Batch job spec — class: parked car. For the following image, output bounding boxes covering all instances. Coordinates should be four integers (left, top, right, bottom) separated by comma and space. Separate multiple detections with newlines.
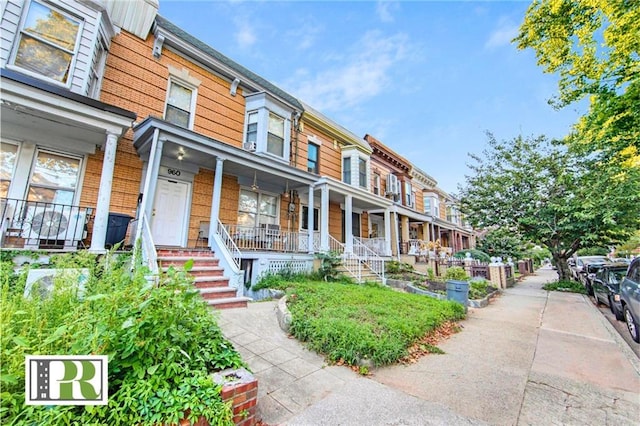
592, 262, 629, 321
580, 261, 610, 295
570, 256, 609, 282
620, 257, 640, 343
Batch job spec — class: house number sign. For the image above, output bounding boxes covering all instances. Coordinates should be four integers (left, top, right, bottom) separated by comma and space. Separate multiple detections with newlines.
167, 168, 181, 176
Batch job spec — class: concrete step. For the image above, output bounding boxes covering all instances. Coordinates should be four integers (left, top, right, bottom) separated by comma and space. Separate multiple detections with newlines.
207, 297, 252, 310
161, 265, 225, 276
193, 276, 230, 288
158, 256, 220, 267
198, 287, 238, 300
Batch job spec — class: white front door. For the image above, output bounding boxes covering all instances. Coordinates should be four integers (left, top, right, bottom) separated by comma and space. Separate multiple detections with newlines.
151, 178, 189, 246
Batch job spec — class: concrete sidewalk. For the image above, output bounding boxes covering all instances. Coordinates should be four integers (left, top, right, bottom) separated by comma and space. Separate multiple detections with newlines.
218, 267, 640, 425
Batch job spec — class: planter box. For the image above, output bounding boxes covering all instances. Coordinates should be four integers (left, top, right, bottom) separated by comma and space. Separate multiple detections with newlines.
212, 368, 258, 426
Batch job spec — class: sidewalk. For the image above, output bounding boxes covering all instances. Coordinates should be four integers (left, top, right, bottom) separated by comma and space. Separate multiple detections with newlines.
218, 267, 640, 425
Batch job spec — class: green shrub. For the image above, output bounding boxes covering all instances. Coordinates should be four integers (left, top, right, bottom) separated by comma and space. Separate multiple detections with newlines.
1, 252, 243, 425
385, 260, 414, 274
469, 279, 490, 299
543, 280, 587, 294
283, 280, 465, 367
444, 266, 469, 282
316, 251, 343, 281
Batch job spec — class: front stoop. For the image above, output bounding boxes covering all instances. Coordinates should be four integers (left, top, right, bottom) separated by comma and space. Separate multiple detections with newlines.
157, 249, 250, 309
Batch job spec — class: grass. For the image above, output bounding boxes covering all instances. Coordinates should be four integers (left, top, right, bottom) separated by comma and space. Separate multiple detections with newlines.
543, 280, 587, 294
268, 279, 466, 367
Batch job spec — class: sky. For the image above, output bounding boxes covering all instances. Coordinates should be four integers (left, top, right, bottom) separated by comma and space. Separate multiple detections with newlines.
158, 0, 586, 194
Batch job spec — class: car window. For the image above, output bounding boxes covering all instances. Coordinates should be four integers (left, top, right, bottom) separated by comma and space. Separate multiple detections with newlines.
609, 270, 626, 284
631, 264, 640, 283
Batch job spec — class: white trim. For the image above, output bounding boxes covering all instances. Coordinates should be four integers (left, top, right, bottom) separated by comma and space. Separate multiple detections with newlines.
27, 148, 85, 206
163, 78, 198, 130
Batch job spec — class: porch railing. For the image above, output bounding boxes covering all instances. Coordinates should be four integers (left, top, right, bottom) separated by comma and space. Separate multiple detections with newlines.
217, 220, 241, 269
132, 213, 158, 277
353, 236, 385, 282
357, 236, 388, 257
222, 224, 312, 254
1, 197, 93, 250
328, 235, 385, 284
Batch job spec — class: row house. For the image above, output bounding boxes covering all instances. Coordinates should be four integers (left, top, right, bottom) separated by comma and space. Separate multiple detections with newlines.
0, 0, 473, 306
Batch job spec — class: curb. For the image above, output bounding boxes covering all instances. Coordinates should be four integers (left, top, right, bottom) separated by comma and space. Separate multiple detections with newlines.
583, 294, 640, 376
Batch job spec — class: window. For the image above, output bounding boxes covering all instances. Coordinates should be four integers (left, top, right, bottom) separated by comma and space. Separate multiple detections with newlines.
405, 182, 412, 206
342, 157, 351, 184
423, 197, 431, 214
373, 173, 380, 195
307, 143, 319, 173
165, 80, 194, 128
1, 143, 18, 198
237, 189, 278, 227
28, 151, 81, 205
267, 113, 284, 156
12, 1, 80, 84
87, 36, 107, 98
301, 206, 319, 231
358, 158, 367, 188
245, 112, 258, 147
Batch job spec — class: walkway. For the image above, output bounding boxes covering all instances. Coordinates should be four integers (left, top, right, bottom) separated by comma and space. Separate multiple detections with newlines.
218, 267, 640, 425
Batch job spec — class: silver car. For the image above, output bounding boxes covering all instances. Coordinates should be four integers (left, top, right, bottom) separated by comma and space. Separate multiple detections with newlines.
620, 257, 640, 343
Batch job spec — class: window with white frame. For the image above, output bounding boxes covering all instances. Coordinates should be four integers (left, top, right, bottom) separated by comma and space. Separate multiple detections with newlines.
245, 112, 258, 148
307, 143, 319, 173
301, 205, 319, 231
358, 158, 367, 188
87, 36, 107, 98
342, 157, 351, 184
28, 150, 81, 205
12, 1, 81, 84
165, 80, 195, 129
1, 143, 19, 198
404, 182, 412, 206
267, 113, 285, 156
373, 173, 380, 195
423, 197, 431, 214
237, 189, 278, 227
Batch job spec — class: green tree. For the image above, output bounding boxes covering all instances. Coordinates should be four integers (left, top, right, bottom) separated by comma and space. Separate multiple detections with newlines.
458, 133, 640, 280
476, 227, 524, 260
515, 0, 640, 167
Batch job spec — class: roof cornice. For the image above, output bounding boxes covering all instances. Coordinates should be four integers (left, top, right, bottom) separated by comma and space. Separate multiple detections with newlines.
302, 108, 371, 153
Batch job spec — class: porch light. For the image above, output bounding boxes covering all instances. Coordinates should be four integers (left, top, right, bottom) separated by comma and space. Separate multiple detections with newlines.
177, 148, 184, 161
251, 171, 259, 191
283, 181, 289, 199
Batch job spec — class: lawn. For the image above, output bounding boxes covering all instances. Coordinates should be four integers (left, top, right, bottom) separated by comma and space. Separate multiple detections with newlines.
264, 279, 466, 367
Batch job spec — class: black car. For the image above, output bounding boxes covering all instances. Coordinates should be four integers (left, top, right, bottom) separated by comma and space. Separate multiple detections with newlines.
591, 262, 629, 321
580, 260, 609, 296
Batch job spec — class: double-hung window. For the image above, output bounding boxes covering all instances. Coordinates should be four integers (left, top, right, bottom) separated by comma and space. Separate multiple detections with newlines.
28, 150, 81, 205
165, 80, 195, 129
301, 206, 319, 231
343, 157, 351, 184
1, 143, 19, 198
238, 189, 278, 227
423, 197, 431, 214
267, 113, 285, 156
12, 1, 81, 84
373, 173, 380, 195
358, 158, 367, 188
308, 143, 319, 173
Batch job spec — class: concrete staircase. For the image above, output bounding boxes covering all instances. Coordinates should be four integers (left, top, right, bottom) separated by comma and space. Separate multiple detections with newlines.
156, 248, 250, 309
339, 256, 385, 284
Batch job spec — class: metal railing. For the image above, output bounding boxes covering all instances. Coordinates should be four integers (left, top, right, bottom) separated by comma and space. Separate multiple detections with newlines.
132, 213, 158, 276
1, 197, 93, 250
217, 220, 241, 269
222, 224, 312, 254
353, 236, 385, 282
357, 236, 388, 256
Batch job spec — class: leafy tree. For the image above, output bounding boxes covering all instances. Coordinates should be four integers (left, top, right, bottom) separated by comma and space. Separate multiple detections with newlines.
476, 228, 524, 260
458, 133, 640, 281
515, 0, 640, 167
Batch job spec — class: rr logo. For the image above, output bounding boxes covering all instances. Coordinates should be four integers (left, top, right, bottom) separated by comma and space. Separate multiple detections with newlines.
25, 355, 108, 405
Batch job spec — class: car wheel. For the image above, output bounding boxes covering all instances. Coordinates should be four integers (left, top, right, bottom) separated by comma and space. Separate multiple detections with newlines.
623, 305, 640, 343
593, 293, 601, 306
611, 299, 624, 321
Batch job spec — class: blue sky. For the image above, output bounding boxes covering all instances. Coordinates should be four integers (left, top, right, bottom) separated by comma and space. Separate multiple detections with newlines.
158, 0, 585, 194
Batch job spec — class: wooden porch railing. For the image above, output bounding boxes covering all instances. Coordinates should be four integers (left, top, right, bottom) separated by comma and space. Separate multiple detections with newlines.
222, 224, 311, 254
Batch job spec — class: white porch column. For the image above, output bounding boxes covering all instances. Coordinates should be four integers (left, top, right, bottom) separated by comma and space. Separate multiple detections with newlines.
90, 131, 119, 253
384, 208, 392, 256
319, 184, 330, 252
209, 156, 225, 242
140, 131, 164, 229
344, 194, 353, 253
307, 184, 315, 254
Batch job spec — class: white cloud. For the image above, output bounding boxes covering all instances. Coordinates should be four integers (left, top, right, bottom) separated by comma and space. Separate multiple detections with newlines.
484, 18, 519, 49
376, 1, 399, 23
286, 19, 323, 51
234, 21, 257, 49
283, 30, 412, 112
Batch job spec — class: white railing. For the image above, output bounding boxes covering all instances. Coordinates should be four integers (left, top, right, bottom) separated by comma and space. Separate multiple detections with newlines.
222, 224, 311, 254
357, 236, 388, 257
328, 234, 345, 254
353, 236, 385, 282
217, 220, 241, 269
133, 213, 158, 276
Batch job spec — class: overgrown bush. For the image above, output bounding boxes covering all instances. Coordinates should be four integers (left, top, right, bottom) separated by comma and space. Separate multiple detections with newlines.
316, 251, 343, 281
543, 280, 587, 294
444, 266, 469, 282
1, 252, 243, 425
385, 260, 414, 274
468, 279, 492, 299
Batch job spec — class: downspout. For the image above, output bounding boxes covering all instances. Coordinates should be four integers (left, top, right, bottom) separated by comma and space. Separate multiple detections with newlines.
292, 111, 303, 168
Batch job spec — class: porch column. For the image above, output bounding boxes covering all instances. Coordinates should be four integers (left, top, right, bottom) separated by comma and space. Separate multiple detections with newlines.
319, 184, 329, 252
209, 157, 225, 242
307, 184, 315, 254
384, 208, 392, 256
344, 194, 353, 253
90, 131, 119, 253
139, 130, 164, 234
401, 216, 410, 242
422, 222, 430, 243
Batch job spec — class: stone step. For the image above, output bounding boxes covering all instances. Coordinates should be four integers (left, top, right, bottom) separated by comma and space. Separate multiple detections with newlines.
157, 256, 220, 266
161, 265, 225, 276
156, 249, 216, 257
193, 276, 230, 288
206, 297, 252, 310
198, 287, 238, 300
